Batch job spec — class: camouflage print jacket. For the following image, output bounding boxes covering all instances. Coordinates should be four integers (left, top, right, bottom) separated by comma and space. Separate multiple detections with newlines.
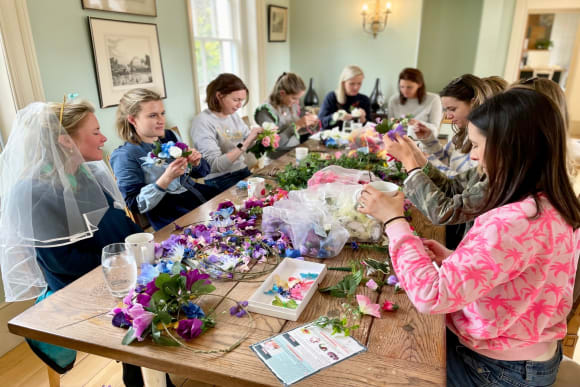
403, 162, 487, 229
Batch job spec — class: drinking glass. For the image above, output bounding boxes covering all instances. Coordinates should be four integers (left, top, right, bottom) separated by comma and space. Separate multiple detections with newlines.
342, 119, 353, 133
102, 243, 137, 297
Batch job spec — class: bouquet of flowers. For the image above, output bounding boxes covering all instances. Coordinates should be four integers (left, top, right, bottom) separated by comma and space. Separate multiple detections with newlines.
149, 140, 192, 166
111, 266, 218, 346
248, 122, 280, 158
331, 109, 349, 124
374, 115, 413, 140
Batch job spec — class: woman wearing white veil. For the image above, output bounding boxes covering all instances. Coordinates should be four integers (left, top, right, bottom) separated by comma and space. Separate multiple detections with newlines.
0, 101, 150, 383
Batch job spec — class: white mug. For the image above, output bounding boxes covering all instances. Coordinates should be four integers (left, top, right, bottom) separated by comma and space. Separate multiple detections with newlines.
125, 233, 155, 267
295, 147, 309, 162
247, 177, 266, 198
353, 181, 400, 209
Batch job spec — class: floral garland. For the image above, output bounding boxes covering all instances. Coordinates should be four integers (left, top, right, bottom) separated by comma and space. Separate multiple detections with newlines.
155, 190, 295, 281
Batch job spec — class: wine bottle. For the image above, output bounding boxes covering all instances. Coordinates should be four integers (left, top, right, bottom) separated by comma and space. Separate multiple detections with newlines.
304, 78, 319, 106
369, 78, 385, 113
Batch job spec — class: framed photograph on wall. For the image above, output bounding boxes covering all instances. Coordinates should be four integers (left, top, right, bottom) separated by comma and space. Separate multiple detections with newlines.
268, 5, 288, 42
81, 0, 157, 17
88, 17, 166, 108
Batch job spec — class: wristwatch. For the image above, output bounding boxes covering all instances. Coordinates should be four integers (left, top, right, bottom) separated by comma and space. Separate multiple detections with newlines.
236, 143, 245, 152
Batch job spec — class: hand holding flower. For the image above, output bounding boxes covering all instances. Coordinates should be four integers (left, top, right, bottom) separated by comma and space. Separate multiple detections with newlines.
410, 119, 431, 139
157, 157, 188, 189
187, 149, 202, 167
357, 184, 405, 224
422, 239, 453, 265
383, 134, 426, 171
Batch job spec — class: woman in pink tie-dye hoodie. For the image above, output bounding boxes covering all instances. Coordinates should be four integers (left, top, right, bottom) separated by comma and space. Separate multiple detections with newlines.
358, 88, 580, 386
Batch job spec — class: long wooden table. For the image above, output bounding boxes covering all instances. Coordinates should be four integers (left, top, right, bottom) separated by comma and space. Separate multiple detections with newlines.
8, 141, 446, 386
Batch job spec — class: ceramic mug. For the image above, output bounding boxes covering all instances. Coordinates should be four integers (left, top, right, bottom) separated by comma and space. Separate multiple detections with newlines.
353, 181, 400, 210
248, 177, 266, 198
125, 233, 155, 267
295, 147, 309, 162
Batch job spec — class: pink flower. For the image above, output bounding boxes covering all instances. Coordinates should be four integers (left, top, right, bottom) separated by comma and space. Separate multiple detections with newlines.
261, 136, 271, 147
366, 279, 378, 291
382, 300, 399, 312
356, 294, 381, 318
127, 304, 155, 341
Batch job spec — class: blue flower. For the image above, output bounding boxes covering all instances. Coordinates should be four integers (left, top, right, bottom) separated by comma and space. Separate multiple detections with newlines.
137, 263, 159, 285
181, 302, 205, 319
157, 260, 174, 274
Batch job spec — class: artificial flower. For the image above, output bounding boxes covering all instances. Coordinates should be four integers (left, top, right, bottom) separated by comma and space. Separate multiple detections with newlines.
387, 275, 398, 286
176, 318, 203, 340
382, 300, 399, 312
356, 294, 381, 318
229, 301, 249, 318
366, 279, 378, 291
112, 311, 131, 328
128, 304, 155, 341
181, 302, 205, 319
136, 293, 151, 308
169, 146, 183, 158
182, 269, 211, 290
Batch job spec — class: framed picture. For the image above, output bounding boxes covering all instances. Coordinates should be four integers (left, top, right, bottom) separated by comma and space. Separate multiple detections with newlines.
268, 5, 288, 42
88, 17, 166, 108
81, 0, 157, 17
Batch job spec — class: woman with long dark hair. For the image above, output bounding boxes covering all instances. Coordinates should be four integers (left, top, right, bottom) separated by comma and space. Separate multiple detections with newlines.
359, 88, 580, 386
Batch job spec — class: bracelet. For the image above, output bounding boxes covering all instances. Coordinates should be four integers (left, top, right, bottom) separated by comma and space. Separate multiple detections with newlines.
383, 216, 407, 229
407, 167, 421, 175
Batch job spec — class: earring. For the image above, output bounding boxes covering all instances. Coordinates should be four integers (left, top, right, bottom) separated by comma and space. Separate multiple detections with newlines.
69, 148, 74, 154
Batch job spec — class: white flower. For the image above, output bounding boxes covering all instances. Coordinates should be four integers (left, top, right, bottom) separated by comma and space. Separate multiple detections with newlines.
351, 108, 363, 118
262, 122, 277, 132
332, 109, 349, 122
169, 146, 182, 158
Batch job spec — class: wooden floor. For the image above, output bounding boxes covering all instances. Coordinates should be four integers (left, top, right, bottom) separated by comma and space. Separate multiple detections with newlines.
0, 342, 212, 387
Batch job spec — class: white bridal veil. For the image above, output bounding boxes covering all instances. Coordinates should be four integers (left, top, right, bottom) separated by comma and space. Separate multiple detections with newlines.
0, 102, 124, 301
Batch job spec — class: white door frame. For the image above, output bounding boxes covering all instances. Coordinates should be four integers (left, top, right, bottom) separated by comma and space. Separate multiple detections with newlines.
504, 0, 580, 82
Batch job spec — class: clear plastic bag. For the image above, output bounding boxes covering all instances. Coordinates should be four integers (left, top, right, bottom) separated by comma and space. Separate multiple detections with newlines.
262, 200, 349, 258
290, 183, 383, 242
308, 165, 377, 187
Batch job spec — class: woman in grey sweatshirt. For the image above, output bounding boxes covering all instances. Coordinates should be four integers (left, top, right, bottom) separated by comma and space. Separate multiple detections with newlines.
191, 73, 262, 193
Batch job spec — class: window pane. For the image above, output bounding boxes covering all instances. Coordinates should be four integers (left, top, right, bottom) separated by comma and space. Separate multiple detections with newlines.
193, 0, 233, 39
204, 40, 222, 83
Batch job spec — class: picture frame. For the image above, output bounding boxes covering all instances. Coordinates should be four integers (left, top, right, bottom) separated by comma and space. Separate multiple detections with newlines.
81, 0, 157, 17
268, 5, 288, 42
88, 17, 166, 108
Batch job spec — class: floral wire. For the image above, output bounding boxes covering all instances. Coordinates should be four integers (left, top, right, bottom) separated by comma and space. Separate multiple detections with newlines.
160, 293, 255, 354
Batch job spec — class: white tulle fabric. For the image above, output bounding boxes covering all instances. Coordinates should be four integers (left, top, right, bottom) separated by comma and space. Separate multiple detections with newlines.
0, 102, 125, 301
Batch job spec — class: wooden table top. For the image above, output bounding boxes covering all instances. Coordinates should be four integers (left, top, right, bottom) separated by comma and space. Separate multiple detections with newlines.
8, 140, 446, 386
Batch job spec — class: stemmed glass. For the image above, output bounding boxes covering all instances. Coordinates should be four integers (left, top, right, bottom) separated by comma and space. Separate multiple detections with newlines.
102, 243, 137, 297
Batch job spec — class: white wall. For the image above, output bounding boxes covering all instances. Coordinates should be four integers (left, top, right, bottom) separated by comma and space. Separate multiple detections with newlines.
550, 12, 580, 87
473, 0, 516, 77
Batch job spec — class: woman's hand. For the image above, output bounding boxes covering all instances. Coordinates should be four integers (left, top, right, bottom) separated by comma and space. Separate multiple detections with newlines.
410, 119, 432, 139
357, 185, 405, 223
246, 126, 264, 144
359, 109, 367, 124
422, 239, 453, 265
186, 149, 202, 167
156, 157, 188, 190
384, 134, 427, 171
342, 113, 353, 122
297, 113, 319, 129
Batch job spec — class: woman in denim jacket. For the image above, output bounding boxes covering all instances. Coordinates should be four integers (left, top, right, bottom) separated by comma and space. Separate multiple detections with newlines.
111, 88, 218, 230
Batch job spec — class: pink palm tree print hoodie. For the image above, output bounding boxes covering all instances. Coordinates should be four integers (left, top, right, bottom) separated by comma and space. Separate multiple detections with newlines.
386, 194, 580, 361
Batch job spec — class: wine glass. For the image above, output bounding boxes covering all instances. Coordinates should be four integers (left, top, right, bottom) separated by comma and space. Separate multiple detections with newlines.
102, 243, 137, 298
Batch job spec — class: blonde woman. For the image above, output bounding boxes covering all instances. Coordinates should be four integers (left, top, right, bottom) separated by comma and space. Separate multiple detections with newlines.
254, 72, 319, 150
110, 88, 217, 231
318, 65, 371, 129
482, 76, 508, 95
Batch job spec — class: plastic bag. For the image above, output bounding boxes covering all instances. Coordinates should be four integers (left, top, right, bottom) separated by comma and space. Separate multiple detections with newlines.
262, 200, 349, 258
308, 165, 377, 187
289, 183, 383, 242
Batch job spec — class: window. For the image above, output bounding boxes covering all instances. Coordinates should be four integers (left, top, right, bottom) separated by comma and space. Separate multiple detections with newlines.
191, 0, 242, 110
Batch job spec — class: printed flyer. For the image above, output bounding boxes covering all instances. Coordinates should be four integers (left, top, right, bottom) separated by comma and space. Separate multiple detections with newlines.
250, 320, 367, 386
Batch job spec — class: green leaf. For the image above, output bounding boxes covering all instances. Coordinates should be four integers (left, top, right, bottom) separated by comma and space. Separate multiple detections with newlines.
153, 335, 181, 346
157, 310, 172, 325
189, 279, 216, 295
121, 327, 137, 345
319, 269, 364, 299
155, 273, 171, 288
151, 289, 169, 307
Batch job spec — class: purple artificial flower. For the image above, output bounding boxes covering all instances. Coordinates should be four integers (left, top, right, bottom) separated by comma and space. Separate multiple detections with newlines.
145, 279, 159, 296
387, 124, 407, 141
136, 293, 151, 308
175, 142, 188, 151
154, 243, 164, 259
127, 304, 155, 341
112, 311, 132, 328
351, 241, 359, 250
122, 288, 135, 308
181, 302, 206, 319
229, 301, 249, 318
182, 269, 211, 290
387, 275, 399, 286
217, 201, 235, 211
176, 318, 203, 340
